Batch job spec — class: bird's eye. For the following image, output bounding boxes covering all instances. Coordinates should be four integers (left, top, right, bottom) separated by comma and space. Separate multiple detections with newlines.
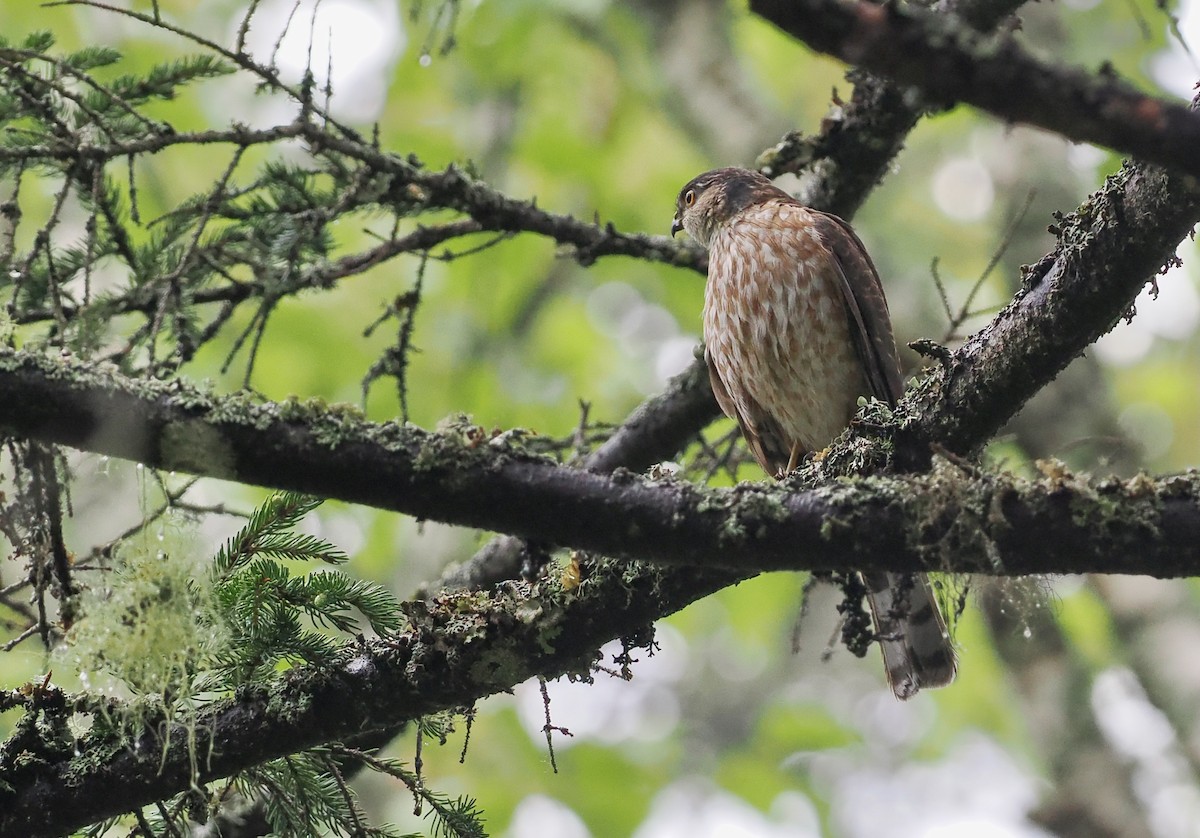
684, 189, 696, 207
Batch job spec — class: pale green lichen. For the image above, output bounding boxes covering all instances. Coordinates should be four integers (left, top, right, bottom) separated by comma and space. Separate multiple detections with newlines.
56, 523, 222, 700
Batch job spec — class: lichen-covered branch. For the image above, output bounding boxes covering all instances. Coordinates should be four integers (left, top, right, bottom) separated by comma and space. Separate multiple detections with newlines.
751, 0, 1200, 179
760, 0, 1027, 215
0, 560, 742, 837
899, 157, 1200, 464
8, 407, 1200, 838
0, 347, 1198, 578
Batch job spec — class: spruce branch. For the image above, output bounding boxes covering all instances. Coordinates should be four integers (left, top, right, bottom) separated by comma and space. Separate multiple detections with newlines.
2, 30, 702, 382
213, 492, 341, 577
328, 748, 486, 838
208, 494, 400, 682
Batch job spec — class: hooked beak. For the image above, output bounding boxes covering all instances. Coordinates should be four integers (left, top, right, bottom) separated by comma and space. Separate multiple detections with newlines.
670, 216, 683, 237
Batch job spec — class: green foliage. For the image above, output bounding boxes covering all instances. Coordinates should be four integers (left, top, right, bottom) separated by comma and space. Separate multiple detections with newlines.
1, 0, 1194, 834
322, 748, 487, 838
60, 491, 401, 697
240, 753, 399, 838
0, 35, 230, 162
52, 491, 420, 835
17, 31, 55, 53
210, 492, 401, 683
183, 745, 492, 838
213, 492, 347, 574
96, 55, 233, 106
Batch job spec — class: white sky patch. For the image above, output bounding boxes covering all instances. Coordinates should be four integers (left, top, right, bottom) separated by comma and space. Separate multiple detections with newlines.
515, 626, 688, 748
633, 780, 820, 838
586, 282, 683, 353
586, 280, 693, 392
1150, 0, 1200, 98
1092, 668, 1200, 837
1094, 245, 1200, 366
506, 794, 591, 838
932, 158, 995, 222
1094, 668, 1177, 761
655, 335, 700, 385
826, 733, 1049, 838
1066, 143, 1108, 173
238, 0, 403, 122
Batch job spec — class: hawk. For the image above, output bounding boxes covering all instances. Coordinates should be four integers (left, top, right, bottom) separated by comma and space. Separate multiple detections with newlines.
671, 167, 956, 699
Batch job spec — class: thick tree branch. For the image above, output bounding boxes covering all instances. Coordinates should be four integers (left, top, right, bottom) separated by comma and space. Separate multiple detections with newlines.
1, 149, 1193, 838
448, 125, 1200, 590
10, 356, 1200, 834
0, 348, 1198, 578
760, 0, 1026, 214
751, 0, 1200, 179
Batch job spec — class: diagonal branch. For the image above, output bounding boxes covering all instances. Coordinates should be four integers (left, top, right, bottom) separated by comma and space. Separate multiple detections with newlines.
0, 559, 740, 838
761, 0, 1027, 213
434, 359, 719, 590
751, 0, 1200, 178
900, 156, 1200, 463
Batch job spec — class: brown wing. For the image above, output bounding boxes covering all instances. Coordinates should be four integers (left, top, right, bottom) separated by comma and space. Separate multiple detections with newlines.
812, 212, 904, 405
810, 215, 958, 697
704, 346, 791, 475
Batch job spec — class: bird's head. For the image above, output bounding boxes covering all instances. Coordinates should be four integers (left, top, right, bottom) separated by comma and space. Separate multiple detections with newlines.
671, 167, 783, 248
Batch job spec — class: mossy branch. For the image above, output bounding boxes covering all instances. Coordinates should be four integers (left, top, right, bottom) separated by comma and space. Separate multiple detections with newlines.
751, 0, 1200, 179
0, 347, 1198, 577
900, 157, 1200, 463
0, 556, 739, 838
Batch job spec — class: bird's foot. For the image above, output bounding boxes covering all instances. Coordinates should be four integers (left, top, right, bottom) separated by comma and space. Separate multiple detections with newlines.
783, 442, 807, 475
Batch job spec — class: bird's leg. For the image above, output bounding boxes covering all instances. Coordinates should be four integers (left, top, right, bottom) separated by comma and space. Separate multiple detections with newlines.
785, 442, 804, 475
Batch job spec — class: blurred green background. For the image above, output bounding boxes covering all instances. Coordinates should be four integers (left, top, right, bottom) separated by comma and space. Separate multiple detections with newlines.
3, 0, 1200, 834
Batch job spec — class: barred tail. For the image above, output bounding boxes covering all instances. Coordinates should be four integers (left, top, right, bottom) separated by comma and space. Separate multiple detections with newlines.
863, 571, 957, 700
